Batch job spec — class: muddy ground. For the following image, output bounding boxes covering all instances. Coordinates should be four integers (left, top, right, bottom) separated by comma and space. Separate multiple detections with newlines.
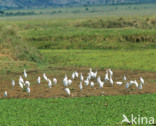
0, 67, 156, 98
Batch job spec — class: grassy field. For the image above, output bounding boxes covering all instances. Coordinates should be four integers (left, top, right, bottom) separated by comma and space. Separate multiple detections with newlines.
41, 49, 156, 71
0, 3, 156, 126
0, 94, 156, 126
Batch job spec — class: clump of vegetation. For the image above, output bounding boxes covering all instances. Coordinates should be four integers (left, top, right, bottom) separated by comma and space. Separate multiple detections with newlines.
0, 25, 42, 63
75, 17, 156, 29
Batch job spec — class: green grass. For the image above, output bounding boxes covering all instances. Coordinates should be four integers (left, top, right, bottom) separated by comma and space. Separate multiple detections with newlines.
0, 94, 156, 126
41, 49, 156, 71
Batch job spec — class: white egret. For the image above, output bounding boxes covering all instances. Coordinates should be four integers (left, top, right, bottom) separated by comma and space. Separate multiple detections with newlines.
26, 87, 31, 95
140, 77, 144, 85
37, 76, 41, 84
134, 80, 139, 88
79, 82, 83, 90
116, 81, 123, 86
80, 73, 84, 81
126, 82, 129, 88
19, 81, 24, 89
4, 91, 7, 97
108, 69, 113, 77
87, 73, 91, 80
90, 81, 94, 87
98, 78, 104, 88
92, 71, 97, 78
63, 78, 68, 87
11, 80, 15, 88
47, 79, 52, 88
72, 72, 75, 80
109, 77, 114, 86
68, 79, 72, 85
84, 79, 89, 86
43, 73, 48, 81
138, 83, 143, 90
19, 76, 24, 83
75, 72, 79, 78
64, 88, 71, 96
104, 71, 109, 82
25, 81, 30, 88
24, 69, 27, 78
53, 78, 57, 85
129, 80, 138, 88
123, 75, 127, 81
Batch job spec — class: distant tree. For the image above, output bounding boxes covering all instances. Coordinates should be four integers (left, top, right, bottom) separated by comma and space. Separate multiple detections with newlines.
85, 7, 89, 11
0, 10, 4, 14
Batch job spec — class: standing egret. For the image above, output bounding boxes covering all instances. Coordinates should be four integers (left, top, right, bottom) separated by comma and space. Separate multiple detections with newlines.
53, 78, 57, 85
134, 80, 139, 88
63, 78, 68, 87
37, 76, 41, 84
26, 87, 31, 96
138, 83, 143, 90
19, 81, 24, 89
126, 82, 129, 88
11, 80, 15, 88
79, 82, 83, 90
108, 69, 113, 77
24, 69, 27, 78
47, 79, 52, 88
72, 72, 75, 80
68, 79, 72, 85
84, 79, 89, 86
19, 76, 24, 84
43, 73, 48, 81
92, 71, 97, 78
80, 73, 84, 81
75, 72, 79, 78
25, 81, 30, 88
140, 77, 144, 85
116, 81, 123, 86
97, 76, 101, 84
64, 88, 71, 96
97, 77, 104, 88
87, 73, 91, 80
4, 91, 7, 97
104, 71, 109, 82
90, 81, 94, 87
123, 75, 127, 81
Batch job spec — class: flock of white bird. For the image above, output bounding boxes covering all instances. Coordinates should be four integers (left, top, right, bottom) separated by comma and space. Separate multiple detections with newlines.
3, 68, 145, 97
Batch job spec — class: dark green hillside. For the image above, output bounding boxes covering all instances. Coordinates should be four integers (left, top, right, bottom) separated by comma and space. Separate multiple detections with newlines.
0, 0, 156, 9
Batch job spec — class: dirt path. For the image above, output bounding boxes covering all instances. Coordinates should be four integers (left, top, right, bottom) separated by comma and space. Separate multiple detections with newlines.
0, 67, 156, 98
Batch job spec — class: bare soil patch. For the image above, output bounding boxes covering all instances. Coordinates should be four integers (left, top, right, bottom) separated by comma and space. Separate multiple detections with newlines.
0, 67, 156, 98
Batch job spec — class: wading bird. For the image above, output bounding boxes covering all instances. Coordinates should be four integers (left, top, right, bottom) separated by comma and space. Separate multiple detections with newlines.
4, 91, 7, 97
43, 73, 48, 81
64, 88, 71, 96
25, 81, 30, 88
24, 69, 27, 78
116, 81, 123, 86
80, 73, 84, 81
53, 78, 57, 85
37, 76, 41, 84
11, 80, 15, 88
84, 79, 89, 86
47, 79, 52, 88
79, 82, 83, 90
26, 87, 30, 95
90, 81, 94, 87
